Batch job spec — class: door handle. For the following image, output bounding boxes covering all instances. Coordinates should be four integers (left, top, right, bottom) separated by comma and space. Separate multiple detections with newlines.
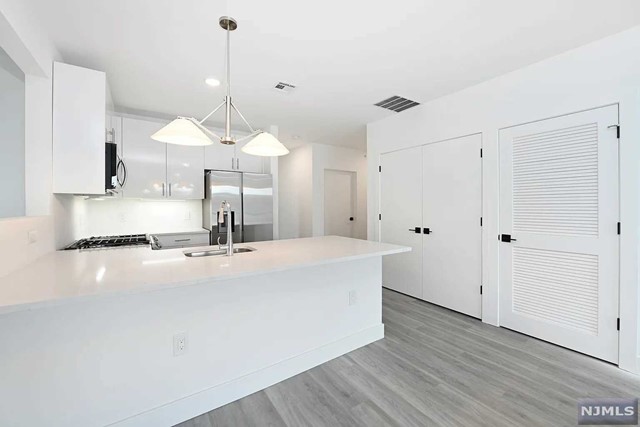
423, 228, 432, 234
409, 227, 421, 234
500, 234, 517, 243
349, 217, 354, 221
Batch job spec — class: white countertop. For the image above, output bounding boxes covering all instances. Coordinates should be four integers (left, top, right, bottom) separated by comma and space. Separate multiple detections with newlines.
0, 236, 409, 315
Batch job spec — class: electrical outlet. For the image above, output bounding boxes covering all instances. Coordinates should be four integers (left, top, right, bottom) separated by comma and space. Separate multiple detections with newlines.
118, 212, 127, 223
173, 332, 188, 356
27, 230, 38, 244
349, 290, 357, 306
184, 211, 191, 221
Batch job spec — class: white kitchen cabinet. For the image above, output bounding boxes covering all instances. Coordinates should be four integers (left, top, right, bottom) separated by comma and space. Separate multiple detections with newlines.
204, 141, 236, 171
203, 126, 266, 173
121, 117, 167, 199
53, 62, 107, 194
122, 117, 205, 200
167, 144, 204, 199
235, 145, 266, 173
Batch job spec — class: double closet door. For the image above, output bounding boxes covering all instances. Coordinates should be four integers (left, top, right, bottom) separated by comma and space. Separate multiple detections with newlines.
380, 134, 482, 318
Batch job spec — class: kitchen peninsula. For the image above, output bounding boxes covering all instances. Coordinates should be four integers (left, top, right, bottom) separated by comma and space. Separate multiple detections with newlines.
0, 236, 408, 427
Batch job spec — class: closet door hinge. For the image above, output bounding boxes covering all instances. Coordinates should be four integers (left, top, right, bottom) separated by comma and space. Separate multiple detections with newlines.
480, 217, 483, 226
480, 148, 483, 158
379, 213, 382, 221
617, 318, 620, 331
617, 222, 621, 235
379, 165, 382, 172
480, 285, 483, 295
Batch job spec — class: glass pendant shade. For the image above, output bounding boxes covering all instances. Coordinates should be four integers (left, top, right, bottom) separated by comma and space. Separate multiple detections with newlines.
151, 118, 214, 146
241, 132, 290, 157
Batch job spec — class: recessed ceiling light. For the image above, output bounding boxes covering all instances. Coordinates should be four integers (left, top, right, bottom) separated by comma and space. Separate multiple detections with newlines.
205, 77, 221, 87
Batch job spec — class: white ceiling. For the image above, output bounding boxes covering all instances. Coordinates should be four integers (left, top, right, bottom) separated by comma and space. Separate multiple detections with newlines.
26, 0, 640, 150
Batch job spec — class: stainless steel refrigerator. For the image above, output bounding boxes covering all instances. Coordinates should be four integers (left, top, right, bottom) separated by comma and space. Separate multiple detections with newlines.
203, 170, 273, 245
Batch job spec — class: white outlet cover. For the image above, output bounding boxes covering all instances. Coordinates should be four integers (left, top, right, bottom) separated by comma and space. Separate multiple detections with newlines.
173, 332, 188, 356
28, 230, 38, 244
349, 290, 357, 306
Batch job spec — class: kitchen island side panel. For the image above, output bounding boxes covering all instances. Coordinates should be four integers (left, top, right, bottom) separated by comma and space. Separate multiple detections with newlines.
0, 256, 383, 427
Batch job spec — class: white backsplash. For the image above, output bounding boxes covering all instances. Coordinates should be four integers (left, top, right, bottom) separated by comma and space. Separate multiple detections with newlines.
73, 197, 205, 238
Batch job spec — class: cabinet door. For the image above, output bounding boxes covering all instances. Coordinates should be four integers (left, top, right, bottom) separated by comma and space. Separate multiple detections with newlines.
52, 62, 106, 194
235, 146, 265, 173
167, 144, 205, 199
122, 117, 167, 199
204, 142, 236, 171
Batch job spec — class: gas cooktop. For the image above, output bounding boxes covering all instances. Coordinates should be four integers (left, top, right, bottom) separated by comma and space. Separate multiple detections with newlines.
64, 234, 150, 250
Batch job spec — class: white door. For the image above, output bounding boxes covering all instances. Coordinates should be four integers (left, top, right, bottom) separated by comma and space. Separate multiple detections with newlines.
324, 169, 356, 238
122, 117, 168, 199
422, 134, 482, 318
499, 105, 619, 363
167, 144, 205, 200
380, 147, 423, 298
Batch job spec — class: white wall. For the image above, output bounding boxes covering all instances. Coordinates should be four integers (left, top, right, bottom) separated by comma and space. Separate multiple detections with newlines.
279, 143, 367, 240
69, 198, 205, 239
278, 144, 313, 239
367, 26, 640, 373
0, 46, 25, 218
0, 1, 62, 276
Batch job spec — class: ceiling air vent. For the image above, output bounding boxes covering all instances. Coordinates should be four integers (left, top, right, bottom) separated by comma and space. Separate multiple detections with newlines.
274, 82, 296, 93
374, 96, 420, 112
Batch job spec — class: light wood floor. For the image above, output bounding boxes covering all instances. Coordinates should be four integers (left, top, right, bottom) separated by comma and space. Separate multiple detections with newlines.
177, 288, 640, 427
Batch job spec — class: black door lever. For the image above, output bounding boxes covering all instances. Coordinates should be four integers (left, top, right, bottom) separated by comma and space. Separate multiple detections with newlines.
500, 234, 517, 243
423, 228, 432, 234
408, 227, 421, 234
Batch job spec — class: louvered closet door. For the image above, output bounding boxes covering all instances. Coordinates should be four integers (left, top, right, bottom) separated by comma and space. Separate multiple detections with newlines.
380, 146, 423, 298
499, 105, 619, 363
422, 134, 482, 318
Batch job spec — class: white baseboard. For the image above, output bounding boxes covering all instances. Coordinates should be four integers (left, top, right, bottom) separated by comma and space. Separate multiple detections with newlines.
109, 324, 384, 427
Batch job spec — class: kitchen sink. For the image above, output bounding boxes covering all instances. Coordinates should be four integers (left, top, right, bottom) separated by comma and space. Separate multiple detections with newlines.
183, 247, 256, 257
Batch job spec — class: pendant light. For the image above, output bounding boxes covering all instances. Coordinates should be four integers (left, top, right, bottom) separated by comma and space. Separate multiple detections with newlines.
151, 16, 289, 157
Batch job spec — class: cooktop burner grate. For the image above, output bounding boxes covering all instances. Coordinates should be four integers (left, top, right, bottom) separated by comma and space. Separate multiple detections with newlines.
65, 234, 150, 250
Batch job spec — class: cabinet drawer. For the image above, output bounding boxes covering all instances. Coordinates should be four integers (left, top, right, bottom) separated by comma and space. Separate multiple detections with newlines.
151, 231, 210, 250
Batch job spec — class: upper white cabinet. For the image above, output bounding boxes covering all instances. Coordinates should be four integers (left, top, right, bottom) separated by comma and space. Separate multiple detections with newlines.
53, 62, 107, 194
167, 144, 205, 199
204, 139, 236, 171
122, 118, 167, 199
121, 117, 204, 200
203, 126, 266, 173
235, 145, 266, 173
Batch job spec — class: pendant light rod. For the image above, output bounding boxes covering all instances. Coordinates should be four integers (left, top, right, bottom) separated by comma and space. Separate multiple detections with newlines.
231, 101, 256, 133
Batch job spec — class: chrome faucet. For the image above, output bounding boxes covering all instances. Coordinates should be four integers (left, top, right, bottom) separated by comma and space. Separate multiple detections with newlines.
217, 200, 234, 256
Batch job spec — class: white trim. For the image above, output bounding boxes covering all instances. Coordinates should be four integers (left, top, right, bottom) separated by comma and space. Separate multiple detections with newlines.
108, 324, 384, 427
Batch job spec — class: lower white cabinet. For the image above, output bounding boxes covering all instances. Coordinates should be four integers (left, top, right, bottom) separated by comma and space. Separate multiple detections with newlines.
151, 230, 210, 249
122, 117, 204, 200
